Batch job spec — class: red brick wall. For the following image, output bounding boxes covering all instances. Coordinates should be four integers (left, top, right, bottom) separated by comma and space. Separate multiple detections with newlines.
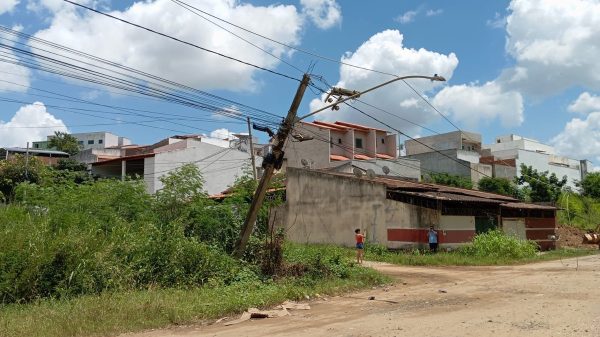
387, 228, 475, 244
525, 217, 557, 250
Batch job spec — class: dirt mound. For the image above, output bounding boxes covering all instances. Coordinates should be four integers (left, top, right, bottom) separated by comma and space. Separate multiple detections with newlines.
556, 224, 598, 249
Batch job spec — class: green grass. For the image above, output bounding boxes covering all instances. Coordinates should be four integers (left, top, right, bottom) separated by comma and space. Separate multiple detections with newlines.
363, 247, 598, 266
0, 267, 387, 337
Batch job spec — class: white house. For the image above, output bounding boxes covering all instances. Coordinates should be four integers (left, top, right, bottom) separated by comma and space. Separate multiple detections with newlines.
91, 138, 258, 195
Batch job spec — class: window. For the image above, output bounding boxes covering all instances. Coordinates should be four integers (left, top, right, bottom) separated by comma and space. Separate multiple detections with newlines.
381, 138, 385, 144
88, 140, 94, 145
33, 144, 39, 149
338, 138, 342, 144
98, 139, 103, 144
78, 141, 84, 145
330, 137, 333, 148
355, 138, 363, 149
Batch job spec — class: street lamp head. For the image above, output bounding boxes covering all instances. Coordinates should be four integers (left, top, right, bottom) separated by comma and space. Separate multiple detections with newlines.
432, 74, 446, 82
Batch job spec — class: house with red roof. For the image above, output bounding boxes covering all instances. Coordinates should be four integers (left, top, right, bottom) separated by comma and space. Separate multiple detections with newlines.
284, 120, 420, 180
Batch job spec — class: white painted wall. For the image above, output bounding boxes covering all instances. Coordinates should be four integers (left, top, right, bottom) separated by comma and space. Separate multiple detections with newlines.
144, 142, 255, 195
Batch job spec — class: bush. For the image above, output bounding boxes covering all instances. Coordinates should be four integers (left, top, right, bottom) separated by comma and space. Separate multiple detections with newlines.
0, 180, 245, 304
283, 244, 354, 279
458, 230, 538, 259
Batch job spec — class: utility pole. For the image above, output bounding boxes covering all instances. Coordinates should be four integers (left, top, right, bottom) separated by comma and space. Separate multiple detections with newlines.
25, 142, 30, 180
246, 116, 257, 180
233, 74, 311, 258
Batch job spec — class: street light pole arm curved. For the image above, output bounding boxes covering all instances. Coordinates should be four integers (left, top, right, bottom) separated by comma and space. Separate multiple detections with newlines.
298, 74, 446, 121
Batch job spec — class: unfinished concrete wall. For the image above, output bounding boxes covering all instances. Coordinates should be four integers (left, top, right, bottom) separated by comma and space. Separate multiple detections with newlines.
277, 168, 387, 247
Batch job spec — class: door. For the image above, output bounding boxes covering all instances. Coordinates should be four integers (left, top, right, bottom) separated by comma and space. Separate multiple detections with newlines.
502, 218, 527, 240
475, 216, 497, 234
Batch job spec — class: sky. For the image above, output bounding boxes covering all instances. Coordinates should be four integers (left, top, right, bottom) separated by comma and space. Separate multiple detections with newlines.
1, 0, 600, 166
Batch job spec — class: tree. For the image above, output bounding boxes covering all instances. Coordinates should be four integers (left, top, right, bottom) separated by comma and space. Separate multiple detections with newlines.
154, 163, 206, 222
0, 155, 47, 201
477, 176, 523, 199
516, 164, 567, 203
424, 172, 473, 189
48, 131, 81, 155
577, 172, 600, 199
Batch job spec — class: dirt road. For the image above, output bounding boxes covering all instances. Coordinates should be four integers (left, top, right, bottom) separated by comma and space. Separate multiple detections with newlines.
127, 255, 600, 337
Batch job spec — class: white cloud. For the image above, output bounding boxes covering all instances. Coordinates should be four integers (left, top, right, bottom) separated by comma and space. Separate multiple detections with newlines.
433, 81, 524, 128
486, 12, 506, 29
0, 102, 68, 147
32, 0, 302, 91
308, 30, 458, 133
0, 25, 31, 93
0, 0, 19, 14
551, 112, 600, 163
210, 128, 235, 140
395, 10, 418, 24
300, 0, 341, 29
426, 9, 443, 17
500, 0, 600, 95
568, 92, 600, 115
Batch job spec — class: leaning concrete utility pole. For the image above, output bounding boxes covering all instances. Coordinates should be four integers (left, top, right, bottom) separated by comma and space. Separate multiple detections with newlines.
233, 74, 311, 258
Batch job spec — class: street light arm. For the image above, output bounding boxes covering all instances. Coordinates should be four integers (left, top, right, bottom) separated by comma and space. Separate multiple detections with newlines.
298, 74, 445, 121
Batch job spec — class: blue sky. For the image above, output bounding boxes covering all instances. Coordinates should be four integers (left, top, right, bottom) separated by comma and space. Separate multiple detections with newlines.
1, 0, 600, 164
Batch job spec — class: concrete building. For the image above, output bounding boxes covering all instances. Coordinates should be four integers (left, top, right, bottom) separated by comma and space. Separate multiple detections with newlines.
283, 120, 420, 180
273, 168, 558, 251
91, 138, 258, 195
482, 134, 590, 188
33, 132, 132, 151
0, 147, 69, 165
404, 131, 492, 184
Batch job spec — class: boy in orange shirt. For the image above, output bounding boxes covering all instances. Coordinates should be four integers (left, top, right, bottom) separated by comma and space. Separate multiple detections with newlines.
355, 228, 365, 264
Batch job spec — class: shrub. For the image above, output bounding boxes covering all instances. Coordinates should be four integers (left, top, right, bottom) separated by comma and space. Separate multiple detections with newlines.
458, 230, 538, 259
0, 180, 245, 304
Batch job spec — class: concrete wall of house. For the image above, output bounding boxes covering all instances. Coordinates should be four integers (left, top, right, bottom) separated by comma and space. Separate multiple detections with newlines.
470, 163, 493, 185
406, 131, 481, 156
284, 124, 331, 169
146, 143, 254, 195
72, 148, 122, 164
493, 164, 517, 179
353, 130, 369, 156
327, 158, 421, 181
276, 168, 476, 250
516, 150, 583, 188
330, 130, 347, 157
407, 150, 472, 179
278, 168, 388, 247
365, 130, 377, 157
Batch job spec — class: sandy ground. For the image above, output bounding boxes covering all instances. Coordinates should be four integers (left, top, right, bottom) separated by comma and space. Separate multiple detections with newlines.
125, 254, 600, 337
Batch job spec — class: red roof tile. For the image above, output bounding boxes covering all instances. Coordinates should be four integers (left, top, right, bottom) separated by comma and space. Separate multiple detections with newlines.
354, 154, 373, 160
313, 121, 351, 130
330, 154, 350, 161
376, 153, 394, 159
334, 121, 388, 133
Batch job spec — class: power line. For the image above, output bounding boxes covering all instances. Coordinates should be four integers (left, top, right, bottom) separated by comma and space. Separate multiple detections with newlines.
170, 0, 305, 75
0, 26, 285, 126
167, 0, 400, 77
61, 0, 300, 83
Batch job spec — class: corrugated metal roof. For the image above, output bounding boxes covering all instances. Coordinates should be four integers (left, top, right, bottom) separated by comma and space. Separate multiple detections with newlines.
2, 147, 70, 156
91, 153, 155, 166
500, 202, 556, 210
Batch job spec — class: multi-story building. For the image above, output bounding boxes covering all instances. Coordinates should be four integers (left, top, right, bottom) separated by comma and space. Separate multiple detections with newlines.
482, 134, 590, 188
404, 131, 492, 184
283, 120, 421, 180
91, 137, 259, 195
33, 132, 132, 151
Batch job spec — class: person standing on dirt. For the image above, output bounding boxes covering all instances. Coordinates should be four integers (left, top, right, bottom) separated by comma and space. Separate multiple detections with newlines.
355, 228, 365, 264
428, 226, 438, 253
